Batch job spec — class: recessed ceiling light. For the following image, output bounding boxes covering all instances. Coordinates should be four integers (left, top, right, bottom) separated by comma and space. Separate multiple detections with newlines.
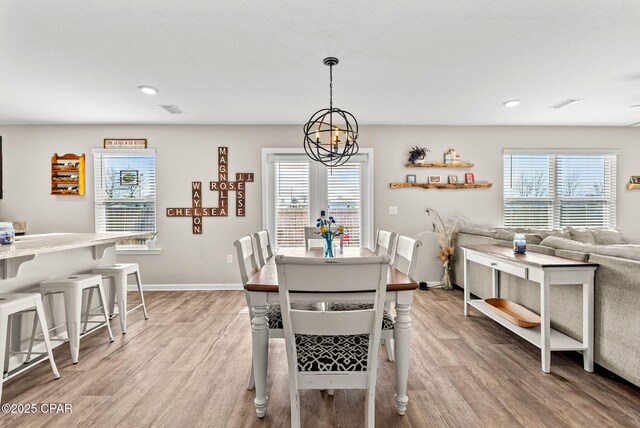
502, 99, 521, 108
138, 85, 159, 95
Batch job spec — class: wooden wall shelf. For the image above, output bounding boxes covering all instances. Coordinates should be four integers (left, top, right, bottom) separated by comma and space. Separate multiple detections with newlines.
405, 162, 475, 168
390, 182, 493, 189
626, 183, 640, 190
51, 153, 85, 196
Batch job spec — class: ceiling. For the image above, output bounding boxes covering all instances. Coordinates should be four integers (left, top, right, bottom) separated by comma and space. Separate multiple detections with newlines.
2, 1, 640, 126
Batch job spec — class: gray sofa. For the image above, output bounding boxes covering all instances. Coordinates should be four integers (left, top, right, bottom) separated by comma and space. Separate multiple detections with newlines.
452, 227, 640, 387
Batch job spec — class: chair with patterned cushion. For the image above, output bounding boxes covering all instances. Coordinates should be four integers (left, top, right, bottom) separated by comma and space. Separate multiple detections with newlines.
374, 229, 398, 256
252, 230, 274, 268
276, 255, 389, 428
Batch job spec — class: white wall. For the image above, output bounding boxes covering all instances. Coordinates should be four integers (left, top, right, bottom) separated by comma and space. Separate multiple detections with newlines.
1, 125, 639, 285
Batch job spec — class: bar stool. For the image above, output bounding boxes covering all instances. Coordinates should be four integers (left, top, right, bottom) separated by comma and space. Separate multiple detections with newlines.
92, 263, 148, 334
40, 274, 114, 364
0, 293, 60, 403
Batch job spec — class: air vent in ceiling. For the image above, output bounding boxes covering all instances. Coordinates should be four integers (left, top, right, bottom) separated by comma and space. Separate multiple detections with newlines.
549, 98, 584, 109
159, 105, 184, 114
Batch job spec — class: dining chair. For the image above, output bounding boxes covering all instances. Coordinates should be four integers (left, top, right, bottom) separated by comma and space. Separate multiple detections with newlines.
276, 255, 390, 428
374, 229, 398, 257
252, 230, 274, 268
304, 226, 344, 250
234, 234, 284, 390
392, 235, 423, 279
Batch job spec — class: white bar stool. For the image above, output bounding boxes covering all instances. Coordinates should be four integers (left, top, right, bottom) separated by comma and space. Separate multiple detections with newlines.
40, 274, 114, 364
92, 263, 148, 334
1, 293, 60, 403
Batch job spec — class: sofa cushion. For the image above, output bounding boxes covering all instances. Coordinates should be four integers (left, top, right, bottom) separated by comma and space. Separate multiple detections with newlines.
459, 226, 498, 238
592, 229, 627, 245
540, 236, 595, 252
554, 249, 589, 262
495, 229, 543, 245
568, 227, 597, 244
589, 245, 640, 262
526, 228, 567, 240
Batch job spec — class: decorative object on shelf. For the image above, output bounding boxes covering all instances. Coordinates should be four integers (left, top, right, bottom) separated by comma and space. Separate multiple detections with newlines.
408, 146, 430, 164
104, 139, 147, 149
146, 232, 158, 250
632, 176, 640, 184
423, 208, 466, 290
448, 175, 458, 184
465, 173, 475, 184
405, 162, 474, 168
0, 222, 15, 245
513, 233, 527, 254
484, 298, 541, 328
120, 170, 139, 186
51, 153, 85, 195
303, 57, 359, 167
390, 182, 492, 189
315, 215, 344, 257
166, 147, 254, 234
428, 175, 442, 184
406, 174, 416, 183
444, 148, 462, 164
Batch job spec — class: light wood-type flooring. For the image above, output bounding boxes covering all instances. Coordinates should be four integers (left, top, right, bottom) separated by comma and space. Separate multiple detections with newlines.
1, 289, 639, 427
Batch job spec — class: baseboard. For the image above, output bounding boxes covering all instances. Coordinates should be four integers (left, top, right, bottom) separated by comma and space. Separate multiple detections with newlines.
127, 283, 243, 291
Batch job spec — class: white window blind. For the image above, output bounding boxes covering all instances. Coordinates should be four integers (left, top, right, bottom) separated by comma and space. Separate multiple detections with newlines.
273, 161, 310, 247
327, 163, 361, 247
93, 149, 157, 245
503, 152, 616, 229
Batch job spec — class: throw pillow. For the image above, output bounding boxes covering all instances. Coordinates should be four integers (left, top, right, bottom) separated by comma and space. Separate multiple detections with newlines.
568, 227, 596, 244
591, 229, 627, 245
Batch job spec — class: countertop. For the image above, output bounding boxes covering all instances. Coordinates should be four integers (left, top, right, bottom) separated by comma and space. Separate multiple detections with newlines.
0, 232, 152, 260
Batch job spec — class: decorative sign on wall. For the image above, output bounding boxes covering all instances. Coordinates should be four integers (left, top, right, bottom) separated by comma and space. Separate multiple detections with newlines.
166, 147, 254, 234
104, 139, 148, 149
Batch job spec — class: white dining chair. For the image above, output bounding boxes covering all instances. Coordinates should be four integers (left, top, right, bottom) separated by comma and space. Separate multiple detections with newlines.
392, 235, 423, 279
276, 255, 390, 428
304, 226, 344, 250
374, 229, 398, 257
234, 235, 284, 390
252, 230, 274, 268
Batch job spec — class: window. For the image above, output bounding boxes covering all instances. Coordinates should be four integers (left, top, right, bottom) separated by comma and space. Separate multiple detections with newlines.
503, 150, 617, 229
93, 149, 157, 246
263, 149, 373, 249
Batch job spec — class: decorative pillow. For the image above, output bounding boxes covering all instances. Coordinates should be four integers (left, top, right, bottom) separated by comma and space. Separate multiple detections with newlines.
526, 228, 565, 240
494, 229, 515, 241
459, 226, 498, 238
540, 236, 593, 252
591, 229, 627, 245
567, 227, 596, 244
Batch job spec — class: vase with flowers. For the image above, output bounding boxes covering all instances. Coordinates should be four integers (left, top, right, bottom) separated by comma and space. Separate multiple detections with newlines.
316, 215, 345, 257
423, 208, 466, 290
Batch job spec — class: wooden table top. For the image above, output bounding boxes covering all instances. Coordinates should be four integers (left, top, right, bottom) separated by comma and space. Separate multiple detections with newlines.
462, 244, 599, 268
244, 247, 419, 292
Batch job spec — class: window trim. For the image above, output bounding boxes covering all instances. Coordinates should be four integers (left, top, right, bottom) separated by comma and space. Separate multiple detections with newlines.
261, 148, 374, 249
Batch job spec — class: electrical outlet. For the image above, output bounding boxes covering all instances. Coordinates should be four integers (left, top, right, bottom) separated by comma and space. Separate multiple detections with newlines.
226, 254, 233, 263
389, 206, 398, 215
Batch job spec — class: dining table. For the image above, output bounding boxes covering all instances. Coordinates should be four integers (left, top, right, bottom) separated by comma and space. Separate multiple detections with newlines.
244, 246, 419, 418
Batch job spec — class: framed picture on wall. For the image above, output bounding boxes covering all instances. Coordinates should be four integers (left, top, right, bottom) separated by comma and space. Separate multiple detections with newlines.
428, 175, 442, 184
465, 173, 475, 184
448, 175, 459, 184
631, 176, 640, 184
406, 174, 416, 183
120, 170, 139, 186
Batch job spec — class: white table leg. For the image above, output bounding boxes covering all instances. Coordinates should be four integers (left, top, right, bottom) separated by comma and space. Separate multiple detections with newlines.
463, 250, 470, 316
394, 291, 413, 416
540, 274, 551, 373
492, 267, 499, 298
249, 292, 269, 418
583, 273, 595, 372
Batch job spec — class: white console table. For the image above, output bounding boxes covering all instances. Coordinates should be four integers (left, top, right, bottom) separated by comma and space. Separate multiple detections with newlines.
462, 244, 597, 373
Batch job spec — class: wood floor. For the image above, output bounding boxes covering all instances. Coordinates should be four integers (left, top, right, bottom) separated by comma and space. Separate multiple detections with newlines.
1, 289, 639, 427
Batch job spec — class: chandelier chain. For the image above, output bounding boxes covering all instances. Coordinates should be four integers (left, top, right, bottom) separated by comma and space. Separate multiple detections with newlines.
329, 64, 333, 110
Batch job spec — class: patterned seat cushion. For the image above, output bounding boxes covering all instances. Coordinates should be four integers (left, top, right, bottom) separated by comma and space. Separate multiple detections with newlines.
295, 334, 369, 372
266, 303, 323, 330
325, 302, 395, 330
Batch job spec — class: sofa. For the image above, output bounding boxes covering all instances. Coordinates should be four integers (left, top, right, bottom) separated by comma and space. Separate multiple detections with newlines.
452, 226, 640, 387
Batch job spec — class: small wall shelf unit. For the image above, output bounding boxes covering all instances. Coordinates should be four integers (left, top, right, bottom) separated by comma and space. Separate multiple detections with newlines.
626, 183, 640, 190
404, 162, 474, 168
390, 182, 492, 189
51, 153, 85, 196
